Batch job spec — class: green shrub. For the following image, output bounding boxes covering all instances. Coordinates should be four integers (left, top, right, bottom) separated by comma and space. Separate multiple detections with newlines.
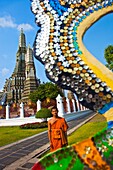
35, 108, 52, 118
20, 122, 48, 129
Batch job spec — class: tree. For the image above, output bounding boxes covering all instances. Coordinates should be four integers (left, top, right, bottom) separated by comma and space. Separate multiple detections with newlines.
104, 45, 113, 71
29, 82, 64, 103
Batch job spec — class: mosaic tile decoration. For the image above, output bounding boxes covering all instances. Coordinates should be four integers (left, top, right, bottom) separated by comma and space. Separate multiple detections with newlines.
32, 127, 113, 170
30, 1, 113, 169
30, 0, 113, 116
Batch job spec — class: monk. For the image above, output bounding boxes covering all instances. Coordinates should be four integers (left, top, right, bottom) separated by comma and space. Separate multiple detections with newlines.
48, 106, 69, 152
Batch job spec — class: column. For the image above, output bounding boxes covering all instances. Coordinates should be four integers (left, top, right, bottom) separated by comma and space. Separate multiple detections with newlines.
37, 100, 41, 112
6, 104, 10, 120
66, 98, 71, 113
20, 102, 24, 118
76, 99, 80, 111
56, 94, 64, 117
79, 103, 83, 111
72, 99, 76, 112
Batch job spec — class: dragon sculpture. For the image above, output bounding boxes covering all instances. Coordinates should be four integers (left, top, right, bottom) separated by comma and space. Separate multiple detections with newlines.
30, 0, 113, 169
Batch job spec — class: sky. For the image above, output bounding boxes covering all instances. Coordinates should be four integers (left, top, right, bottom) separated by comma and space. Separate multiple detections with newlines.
0, 0, 113, 91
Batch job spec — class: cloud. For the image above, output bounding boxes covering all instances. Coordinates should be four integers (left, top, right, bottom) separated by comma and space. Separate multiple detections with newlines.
1, 68, 10, 76
17, 24, 34, 31
0, 15, 33, 31
0, 16, 16, 28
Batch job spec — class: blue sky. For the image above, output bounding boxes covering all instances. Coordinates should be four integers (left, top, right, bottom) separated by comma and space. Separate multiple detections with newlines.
0, 0, 113, 91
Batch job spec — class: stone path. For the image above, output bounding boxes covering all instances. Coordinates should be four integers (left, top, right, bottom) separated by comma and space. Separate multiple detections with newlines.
0, 111, 96, 170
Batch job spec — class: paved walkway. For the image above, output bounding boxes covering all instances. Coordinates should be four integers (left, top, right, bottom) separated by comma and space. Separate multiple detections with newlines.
0, 111, 96, 170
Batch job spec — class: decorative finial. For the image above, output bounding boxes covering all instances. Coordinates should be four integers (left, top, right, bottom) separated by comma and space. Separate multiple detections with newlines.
21, 28, 23, 33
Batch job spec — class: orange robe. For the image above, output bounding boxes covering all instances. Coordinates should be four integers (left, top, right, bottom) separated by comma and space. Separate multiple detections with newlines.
48, 117, 68, 152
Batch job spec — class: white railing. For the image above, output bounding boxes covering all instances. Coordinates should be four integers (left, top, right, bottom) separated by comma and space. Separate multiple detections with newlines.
3, 94, 88, 120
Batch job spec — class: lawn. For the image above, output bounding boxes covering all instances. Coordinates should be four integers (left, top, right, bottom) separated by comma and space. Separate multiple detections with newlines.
68, 114, 107, 145
0, 126, 47, 147
0, 114, 107, 148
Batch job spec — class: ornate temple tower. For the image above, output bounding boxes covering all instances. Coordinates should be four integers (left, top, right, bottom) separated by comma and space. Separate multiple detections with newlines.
3, 29, 39, 103
11, 28, 26, 103
22, 45, 39, 102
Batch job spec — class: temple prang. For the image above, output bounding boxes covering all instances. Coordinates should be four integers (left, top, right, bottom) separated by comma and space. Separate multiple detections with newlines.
3, 29, 39, 104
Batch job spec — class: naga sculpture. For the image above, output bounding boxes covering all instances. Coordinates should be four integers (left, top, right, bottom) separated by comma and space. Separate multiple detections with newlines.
30, 0, 113, 169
